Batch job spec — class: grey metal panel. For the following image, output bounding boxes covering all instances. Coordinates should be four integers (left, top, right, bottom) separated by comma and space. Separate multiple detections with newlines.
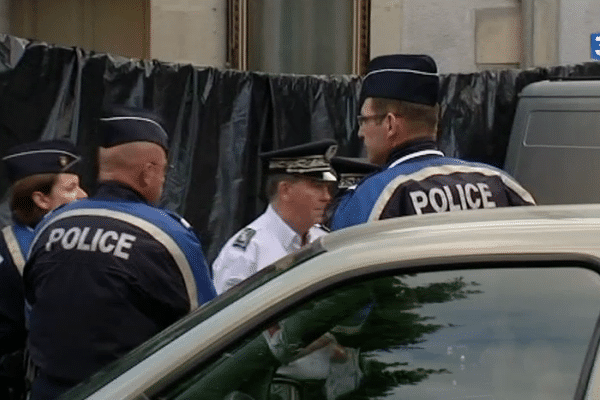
505, 83, 600, 205
525, 111, 600, 147
521, 80, 600, 98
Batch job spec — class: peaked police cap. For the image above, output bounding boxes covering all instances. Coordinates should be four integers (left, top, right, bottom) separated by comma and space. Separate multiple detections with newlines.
99, 107, 169, 151
2, 139, 82, 184
361, 54, 439, 106
260, 139, 338, 182
331, 156, 380, 189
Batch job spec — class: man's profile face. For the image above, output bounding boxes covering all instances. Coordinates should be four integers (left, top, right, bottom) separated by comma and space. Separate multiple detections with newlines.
286, 177, 334, 226
358, 98, 389, 165
45, 172, 87, 211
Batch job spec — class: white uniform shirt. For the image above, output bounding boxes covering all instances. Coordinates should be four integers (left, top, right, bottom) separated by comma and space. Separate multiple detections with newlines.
212, 205, 328, 294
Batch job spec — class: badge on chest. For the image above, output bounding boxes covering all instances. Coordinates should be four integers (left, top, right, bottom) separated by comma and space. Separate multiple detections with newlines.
232, 227, 257, 251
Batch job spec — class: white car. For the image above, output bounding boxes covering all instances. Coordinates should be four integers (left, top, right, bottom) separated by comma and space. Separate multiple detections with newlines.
64, 204, 600, 400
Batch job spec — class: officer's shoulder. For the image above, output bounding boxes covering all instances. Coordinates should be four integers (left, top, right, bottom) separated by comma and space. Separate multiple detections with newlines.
450, 157, 502, 172
231, 227, 257, 251
354, 168, 393, 191
162, 209, 194, 229
39, 201, 72, 223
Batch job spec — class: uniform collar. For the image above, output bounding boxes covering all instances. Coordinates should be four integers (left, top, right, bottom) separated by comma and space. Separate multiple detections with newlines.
265, 204, 306, 251
94, 181, 149, 204
11, 213, 38, 229
386, 138, 444, 169
12, 220, 34, 233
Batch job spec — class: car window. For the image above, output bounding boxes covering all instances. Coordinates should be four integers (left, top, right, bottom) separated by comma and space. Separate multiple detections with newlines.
153, 264, 600, 400
59, 241, 328, 399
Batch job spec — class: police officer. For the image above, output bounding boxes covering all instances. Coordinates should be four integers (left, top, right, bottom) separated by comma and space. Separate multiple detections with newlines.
23, 108, 217, 399
0, 140, 87, 400
323, 156, 380, 229
331, 156, 380, 192
212, 139, 338, 294
330, 54, 535, 230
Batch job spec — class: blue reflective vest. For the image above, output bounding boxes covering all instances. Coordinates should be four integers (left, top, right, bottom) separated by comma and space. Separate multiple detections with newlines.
331, 140, 535, 231
24, 182, 217, 382
0, 222, 32, 356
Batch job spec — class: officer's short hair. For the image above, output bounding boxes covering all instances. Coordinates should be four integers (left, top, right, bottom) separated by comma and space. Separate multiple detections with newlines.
10, 173, 58, 226
370, 98, 439, 136
265, 173, 303, 202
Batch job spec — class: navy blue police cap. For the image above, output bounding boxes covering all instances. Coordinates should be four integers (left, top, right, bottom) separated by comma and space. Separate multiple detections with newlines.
331, 156, 380, 189
260, 139, 339, 182
361, 54, 439, 106
99, 107, 169, 151
2, 139, 82, 184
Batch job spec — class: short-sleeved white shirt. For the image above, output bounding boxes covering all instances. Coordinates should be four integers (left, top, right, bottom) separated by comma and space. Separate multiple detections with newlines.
212, 205, 328, 294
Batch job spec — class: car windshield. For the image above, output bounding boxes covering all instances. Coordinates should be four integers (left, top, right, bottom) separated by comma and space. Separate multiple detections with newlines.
153, 265, 600, 400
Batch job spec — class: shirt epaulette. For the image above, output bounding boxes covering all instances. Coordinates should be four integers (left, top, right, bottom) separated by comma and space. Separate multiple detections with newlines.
232, 227, 257, 251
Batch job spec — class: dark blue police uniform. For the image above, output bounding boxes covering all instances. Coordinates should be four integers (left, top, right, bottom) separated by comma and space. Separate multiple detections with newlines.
22, 107, 217, 398
330, 54, 535, 231
0, 224, 32, 400
24, 182, 216, 385
0, 139, 84, 399
330, 139, 536, 230
0, 223, 31, 356
323, 156, 379, 229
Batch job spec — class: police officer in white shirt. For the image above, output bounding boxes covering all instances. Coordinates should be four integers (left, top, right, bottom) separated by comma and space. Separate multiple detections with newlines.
212, 139, 338, 294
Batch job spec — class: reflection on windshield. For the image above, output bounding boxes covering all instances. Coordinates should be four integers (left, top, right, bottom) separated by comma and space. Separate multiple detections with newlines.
383, 268, 600, 400
160, 266, 600, 400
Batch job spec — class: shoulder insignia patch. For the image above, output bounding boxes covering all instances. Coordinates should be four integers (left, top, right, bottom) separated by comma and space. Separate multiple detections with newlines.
232, 227, 257, 251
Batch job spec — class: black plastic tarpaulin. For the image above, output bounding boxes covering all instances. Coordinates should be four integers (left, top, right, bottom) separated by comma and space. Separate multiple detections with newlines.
1, 34, 600, 263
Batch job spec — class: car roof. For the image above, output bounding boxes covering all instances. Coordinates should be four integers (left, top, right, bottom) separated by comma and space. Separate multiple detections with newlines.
321, 203, 600, 253
520, 80, 600, 97
67, 203, 600, 399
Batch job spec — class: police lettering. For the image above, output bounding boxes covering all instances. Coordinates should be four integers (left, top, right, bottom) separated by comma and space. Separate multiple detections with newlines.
409, 183, 497, 215
45, 227, 137, 260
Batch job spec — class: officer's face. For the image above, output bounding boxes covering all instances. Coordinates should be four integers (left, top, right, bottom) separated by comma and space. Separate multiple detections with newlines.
358, 98, 390, 165
45, 173, 87, 211
287, 177, 334, 226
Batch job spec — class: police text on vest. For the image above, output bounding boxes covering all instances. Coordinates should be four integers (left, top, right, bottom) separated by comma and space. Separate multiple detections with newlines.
45, 227, 137, 260
409, 183, 497, 214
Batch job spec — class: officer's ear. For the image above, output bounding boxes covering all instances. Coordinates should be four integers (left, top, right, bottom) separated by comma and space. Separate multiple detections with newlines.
32, 191, 53, 212
139, 161, 156, 189
278, 180, 291, 202
387, 113, 403, 140
140, 162, 150, 184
